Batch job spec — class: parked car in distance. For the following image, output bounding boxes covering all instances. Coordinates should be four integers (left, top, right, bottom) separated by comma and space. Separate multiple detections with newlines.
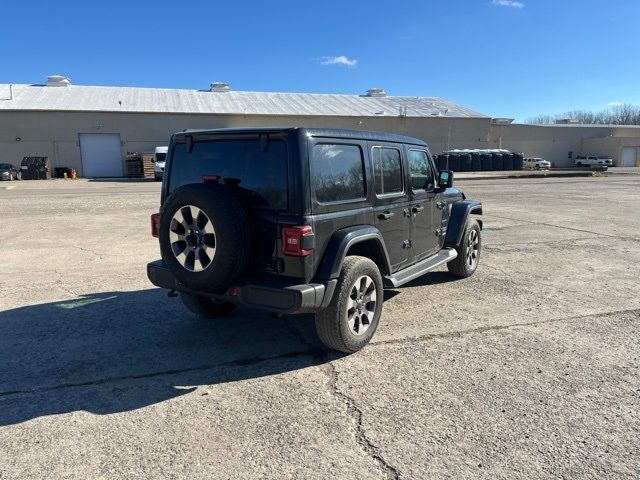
153, 146, 168, 181
0, 163, 20, 181
147, 127, 483, 353
575, 155, 613, 167
523, 157, 551, 170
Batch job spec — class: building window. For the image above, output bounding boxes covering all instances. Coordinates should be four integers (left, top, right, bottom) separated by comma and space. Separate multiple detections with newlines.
372, 147, 403, 196
312, 144, 365, 203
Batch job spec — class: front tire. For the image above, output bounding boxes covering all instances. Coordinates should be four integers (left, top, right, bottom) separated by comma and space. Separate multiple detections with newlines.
315, 256, 383, 353
448, 219, 481, 278
180, 292, 236, 319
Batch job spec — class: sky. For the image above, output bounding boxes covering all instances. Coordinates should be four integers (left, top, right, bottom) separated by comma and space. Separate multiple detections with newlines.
1, 0, 639, 121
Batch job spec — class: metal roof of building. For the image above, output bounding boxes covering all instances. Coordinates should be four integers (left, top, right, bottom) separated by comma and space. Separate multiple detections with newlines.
0, 83, 487, 118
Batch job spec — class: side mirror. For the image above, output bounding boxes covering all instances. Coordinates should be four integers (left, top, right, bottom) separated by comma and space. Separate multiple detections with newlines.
438, 170, 453, 189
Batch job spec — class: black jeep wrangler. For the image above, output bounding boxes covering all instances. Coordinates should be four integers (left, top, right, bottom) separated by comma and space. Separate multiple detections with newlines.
148, 128, 482, 353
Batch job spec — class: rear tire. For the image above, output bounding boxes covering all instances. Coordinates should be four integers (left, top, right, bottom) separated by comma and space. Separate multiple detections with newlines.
448, 219, 481, 278
180, 292, 236, 319
315, 256, 383, 353
576, 162, 583, 168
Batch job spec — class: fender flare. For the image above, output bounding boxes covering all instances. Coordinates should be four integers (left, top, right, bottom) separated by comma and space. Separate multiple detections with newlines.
444, 200, 483, 247
315, 225, 392, 281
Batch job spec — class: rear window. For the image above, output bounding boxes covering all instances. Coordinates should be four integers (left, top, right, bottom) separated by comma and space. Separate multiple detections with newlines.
312, 144, 365, 203
154, 153, 167, 162
169, 139, 288, 210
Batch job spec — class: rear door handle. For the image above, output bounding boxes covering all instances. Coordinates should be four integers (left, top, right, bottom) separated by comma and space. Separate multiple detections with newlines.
378, 211, 395, 220
436, 201, 446, 210
412, 205, 424, 214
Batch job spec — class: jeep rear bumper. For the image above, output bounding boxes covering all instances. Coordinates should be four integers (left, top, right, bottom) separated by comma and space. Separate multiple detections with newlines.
147, 260, 335, 314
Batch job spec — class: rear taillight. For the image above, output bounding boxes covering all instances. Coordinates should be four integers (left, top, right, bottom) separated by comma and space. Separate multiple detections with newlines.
151, 213, 160, 238
282, 226, 313, 257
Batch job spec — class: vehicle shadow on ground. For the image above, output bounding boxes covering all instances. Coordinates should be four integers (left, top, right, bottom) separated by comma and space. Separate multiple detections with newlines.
402, 270, 461, 287
0, 289, 331, 427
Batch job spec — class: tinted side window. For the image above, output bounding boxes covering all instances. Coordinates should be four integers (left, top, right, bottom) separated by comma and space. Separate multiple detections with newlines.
408, 150, 435, 191
372, 147, 403, 195
312, 144, 365, 203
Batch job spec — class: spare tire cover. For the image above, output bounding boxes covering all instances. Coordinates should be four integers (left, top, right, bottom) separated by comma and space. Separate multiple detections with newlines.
159, 183, 250, 293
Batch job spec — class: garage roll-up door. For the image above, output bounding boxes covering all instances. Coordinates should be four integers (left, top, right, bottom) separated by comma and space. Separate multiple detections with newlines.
621, 147, 637, 167
79, 133, 123, 177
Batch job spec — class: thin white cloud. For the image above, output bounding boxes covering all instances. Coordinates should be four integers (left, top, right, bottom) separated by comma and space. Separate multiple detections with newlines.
493, 0, 525, 8
607, 101, 624, 108
320, 56, 357, 67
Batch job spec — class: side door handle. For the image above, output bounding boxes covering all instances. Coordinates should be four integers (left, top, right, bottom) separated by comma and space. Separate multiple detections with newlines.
411, 205, 424, 214
378, 211, 395, 220
436, 201, 446, 210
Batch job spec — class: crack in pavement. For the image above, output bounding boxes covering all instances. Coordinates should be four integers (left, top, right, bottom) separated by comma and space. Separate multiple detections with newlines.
373, 307, 640, 347
323, 361, 402, 480
72, 244, 108, 259
482, 235, 605, 248
1, 307, 638, 400
53, 270, 78, 297
0, 348, 325, 399
283, 318, 403, 477
484, 214, 640, 243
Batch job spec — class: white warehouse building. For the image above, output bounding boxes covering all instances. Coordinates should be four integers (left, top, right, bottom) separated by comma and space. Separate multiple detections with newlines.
0, 76, 638, 177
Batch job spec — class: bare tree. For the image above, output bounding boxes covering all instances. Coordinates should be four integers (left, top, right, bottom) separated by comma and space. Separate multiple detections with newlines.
526, 114, 555, 125
526, 104, 640, 125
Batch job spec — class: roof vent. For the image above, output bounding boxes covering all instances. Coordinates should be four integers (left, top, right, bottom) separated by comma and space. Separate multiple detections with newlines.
210, 82, 230, 92
555, 118, 580, 124
363, 88, 386, 97
46, 75, 71, 87
491, 118, 514, 125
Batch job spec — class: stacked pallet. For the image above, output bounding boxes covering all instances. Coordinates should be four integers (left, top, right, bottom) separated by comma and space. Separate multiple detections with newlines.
142, 153, 155, 179
125, 152, 156, 179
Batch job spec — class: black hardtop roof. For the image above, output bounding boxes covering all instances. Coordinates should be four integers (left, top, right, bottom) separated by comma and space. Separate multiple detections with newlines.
172, 127, 428, 147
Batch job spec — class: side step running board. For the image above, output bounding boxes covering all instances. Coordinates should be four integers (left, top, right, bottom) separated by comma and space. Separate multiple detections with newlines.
383, 248, 457, 288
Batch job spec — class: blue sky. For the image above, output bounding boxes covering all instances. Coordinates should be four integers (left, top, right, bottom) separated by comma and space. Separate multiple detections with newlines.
1, 0, 639, 121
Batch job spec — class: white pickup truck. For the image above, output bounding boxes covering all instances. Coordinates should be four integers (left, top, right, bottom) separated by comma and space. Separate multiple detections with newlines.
575, 155, 613, 167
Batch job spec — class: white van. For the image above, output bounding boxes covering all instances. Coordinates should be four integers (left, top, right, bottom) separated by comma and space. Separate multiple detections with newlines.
153, 146, 168, 181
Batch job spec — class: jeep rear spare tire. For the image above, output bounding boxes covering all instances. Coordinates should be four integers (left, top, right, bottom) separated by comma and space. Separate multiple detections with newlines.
159, 183, 250, 293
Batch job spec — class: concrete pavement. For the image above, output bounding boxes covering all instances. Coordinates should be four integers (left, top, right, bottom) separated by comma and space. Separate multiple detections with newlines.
0, 176, 638, 479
